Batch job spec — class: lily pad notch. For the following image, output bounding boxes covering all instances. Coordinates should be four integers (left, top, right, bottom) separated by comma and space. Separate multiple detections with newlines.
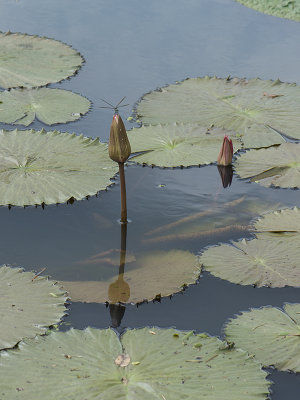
0, 128, 119, 206
0, 327, 270, 399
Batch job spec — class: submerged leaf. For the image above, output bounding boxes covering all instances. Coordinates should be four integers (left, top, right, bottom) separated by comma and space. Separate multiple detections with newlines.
0, 32, 83, 89
62, 250, 200, 304
235, 0, 300, 22
0, 88, 90, 126
136, 77, 300, 146
0, 265, 67, 350
235, 143, 300, 188
200, 237, 300, 287
0, 129, 118, 206
128, 123, 241, 167
0, 327, 270, 399
225, 303, 300, 372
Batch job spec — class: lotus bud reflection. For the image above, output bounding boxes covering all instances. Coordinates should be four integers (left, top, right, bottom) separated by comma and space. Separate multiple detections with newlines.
217, 135, 233, 166
108, 114, 131, 163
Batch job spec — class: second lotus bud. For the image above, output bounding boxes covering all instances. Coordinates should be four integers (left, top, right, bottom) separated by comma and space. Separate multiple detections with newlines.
217, 135, 233, 166
109, 114, 131, 163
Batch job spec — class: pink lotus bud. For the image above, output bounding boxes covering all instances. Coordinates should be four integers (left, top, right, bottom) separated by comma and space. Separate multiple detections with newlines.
217, 135, 233, 166
108, 114, 131, 163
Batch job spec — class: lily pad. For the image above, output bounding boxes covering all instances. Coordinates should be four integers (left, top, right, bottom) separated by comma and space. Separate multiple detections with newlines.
0, 128, 118, 206
0, 88, 91, 126
62, 250, 200, 304
254, 207, 300, 240
136, 76, 300, 146
200, 237, 300, 287
0, 32, 83, 89
0, 265, 67, 350
225, 303, 300, 372
236, 0, 300, 22
128, 123, 242, 167
235, 143, 300, 188
0, 327, 270, 399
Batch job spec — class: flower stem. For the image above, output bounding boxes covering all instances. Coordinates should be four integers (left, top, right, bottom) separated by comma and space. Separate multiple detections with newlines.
118, 162, 127, 223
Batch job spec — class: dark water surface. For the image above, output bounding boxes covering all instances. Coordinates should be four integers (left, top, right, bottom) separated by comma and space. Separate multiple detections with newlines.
0, 0, 300, 398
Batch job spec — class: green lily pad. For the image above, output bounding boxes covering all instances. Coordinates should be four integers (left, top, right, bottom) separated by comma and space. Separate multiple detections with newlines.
235, 143, 300, 188
254, 207, 300, 240
0, 88, 91, 126
0, 128, 118, 206
0, 327, 270, 399
127, 124, 241, 167
0, 265, 67, 350
200, 237, 300, 287
136, 76, 300, 146
225, 303, 300, 372
236, 0, 300, 22
0, 32, 83, 89
62, 250, 200, 304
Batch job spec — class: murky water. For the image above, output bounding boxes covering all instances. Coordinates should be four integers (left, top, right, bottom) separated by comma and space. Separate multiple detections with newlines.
0, 0, 300, 397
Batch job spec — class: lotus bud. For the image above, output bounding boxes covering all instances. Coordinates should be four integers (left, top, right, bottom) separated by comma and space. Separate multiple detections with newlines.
217, 135, 233, 166
109, 114, 131, 163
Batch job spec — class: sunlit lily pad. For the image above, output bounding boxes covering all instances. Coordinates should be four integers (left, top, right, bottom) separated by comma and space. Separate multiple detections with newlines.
0, 265, 67, 350
0, 88, 91, 126
0, 32, 83, 89
254, 207, 300, 240
127, 123, 242, 167
236, 0, 300, 22
225, 303, 300, 372
0, 327, 270, 399
62, 250, 200, 304
0, 128, 118, 206
136, 76, 300, 146
235, 143, 300, 188
200, 238, 300, 287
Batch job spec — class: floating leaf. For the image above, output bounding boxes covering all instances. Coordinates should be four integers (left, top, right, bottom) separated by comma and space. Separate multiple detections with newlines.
127, 123, 242, 167
0, 129, 118, 206
0, 88, 90, 126
0, 265, 67, 350
136, 77, 300, 146
0, 327, 270, 399
235, 143, 300, 188
62, 250, 200, 304
225, 303, 300, 372
235, 0, 300, 22
200, 238, 300, 287
254, 207, 300, 241
0, 32, 83, 89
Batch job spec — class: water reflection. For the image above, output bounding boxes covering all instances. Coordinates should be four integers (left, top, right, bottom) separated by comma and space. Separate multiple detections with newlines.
108, 223, 129, 328
217, 165, 233, 188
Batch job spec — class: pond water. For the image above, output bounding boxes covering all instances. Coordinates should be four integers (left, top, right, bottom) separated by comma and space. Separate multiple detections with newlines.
1, 0, 300, 398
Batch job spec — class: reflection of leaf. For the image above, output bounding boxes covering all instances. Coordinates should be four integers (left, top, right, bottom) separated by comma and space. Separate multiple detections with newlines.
128, 124, 241, 167
235, 0, 300, 22
0, 88, 90, 126
0, 265, 67, 350
235, 143, 300, 188
136, 77, 300, 146
0, 129, 118, 206
0, 32, 83, 89
225, 303, 300, 372
0, 327, 270, 399
200, 237, 300, 287
62, 250, 200, 304
143, 195, 281, 245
